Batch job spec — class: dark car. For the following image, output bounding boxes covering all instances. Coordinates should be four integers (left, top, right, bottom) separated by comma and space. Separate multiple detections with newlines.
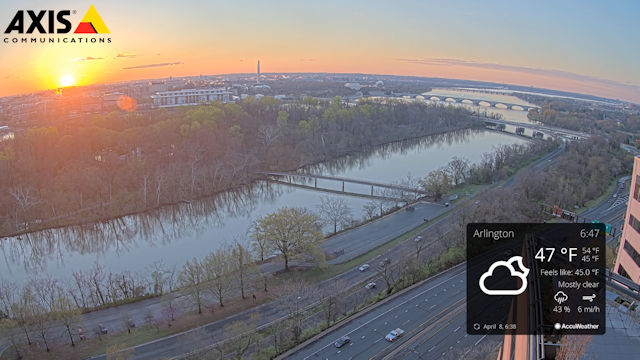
379, 257, 391, 267
334, 335, 351, 348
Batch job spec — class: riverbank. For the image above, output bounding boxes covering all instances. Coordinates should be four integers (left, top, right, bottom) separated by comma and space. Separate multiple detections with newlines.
0, 123, 479, 240
0, 140, 558, 360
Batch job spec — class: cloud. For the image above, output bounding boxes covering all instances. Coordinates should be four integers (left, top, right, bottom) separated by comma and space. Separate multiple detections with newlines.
122, 62, 182, 70
479, 256, 529, 296
73, 56, 104, 61
396, 57, 640, 92
116, 53, 136, 58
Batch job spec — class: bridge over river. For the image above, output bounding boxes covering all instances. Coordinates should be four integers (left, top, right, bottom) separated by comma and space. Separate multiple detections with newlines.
257, 171, 437, 203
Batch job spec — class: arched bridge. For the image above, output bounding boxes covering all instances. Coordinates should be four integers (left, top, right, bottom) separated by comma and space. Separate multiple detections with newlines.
417, 95, 538, 111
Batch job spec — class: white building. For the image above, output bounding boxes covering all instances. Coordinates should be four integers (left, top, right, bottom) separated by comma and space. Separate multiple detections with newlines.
151, 88, 231, 108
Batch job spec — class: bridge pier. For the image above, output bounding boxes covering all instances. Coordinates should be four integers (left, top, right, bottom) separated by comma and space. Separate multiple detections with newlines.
314, 178, 317, 188
371, 185, 374, 196
342, 181, 345, 192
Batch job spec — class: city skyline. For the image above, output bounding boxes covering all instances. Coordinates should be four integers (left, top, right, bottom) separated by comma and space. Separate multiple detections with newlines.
1, 0, 639, 103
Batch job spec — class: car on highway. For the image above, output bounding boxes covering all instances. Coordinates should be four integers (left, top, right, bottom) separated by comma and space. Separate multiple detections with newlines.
358, 264, 370, 272
334, 335, 351, 348
365, 282, 377, 289
385, 328, 405, 342
379, 257, 391, 267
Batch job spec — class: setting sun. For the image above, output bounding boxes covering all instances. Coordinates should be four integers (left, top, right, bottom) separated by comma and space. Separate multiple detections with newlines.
59, 74, 75, 88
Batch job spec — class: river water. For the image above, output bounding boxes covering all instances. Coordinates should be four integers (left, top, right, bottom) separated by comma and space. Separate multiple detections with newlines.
0, 128, 528, 286
422, 88, 538, 124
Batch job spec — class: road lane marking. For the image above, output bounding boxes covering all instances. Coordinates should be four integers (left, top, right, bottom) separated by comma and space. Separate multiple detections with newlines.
474, 334, 487, 346
453, 326, 460, 333
374, 300, 466, 360
299, 269, 466, 359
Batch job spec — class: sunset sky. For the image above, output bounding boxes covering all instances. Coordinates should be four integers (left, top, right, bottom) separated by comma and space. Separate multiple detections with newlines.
1, 0, 639, 103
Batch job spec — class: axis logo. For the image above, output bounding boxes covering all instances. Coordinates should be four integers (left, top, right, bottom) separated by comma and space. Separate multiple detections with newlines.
3, 5, 111, 44
74, 5, 110, 34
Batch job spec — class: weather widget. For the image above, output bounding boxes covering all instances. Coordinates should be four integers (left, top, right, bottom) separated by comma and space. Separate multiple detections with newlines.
466, 223, 606, 335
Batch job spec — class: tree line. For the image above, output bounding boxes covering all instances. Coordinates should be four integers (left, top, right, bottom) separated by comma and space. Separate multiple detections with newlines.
0, 97, 476, 236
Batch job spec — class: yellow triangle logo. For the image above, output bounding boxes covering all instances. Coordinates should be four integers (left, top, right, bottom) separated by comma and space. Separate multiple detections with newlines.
75, 5, 109, 34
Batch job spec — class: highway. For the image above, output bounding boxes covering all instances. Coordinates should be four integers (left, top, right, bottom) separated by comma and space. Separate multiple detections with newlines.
579, 175, 630, 245
89, 143, 566, 359
287, 265, 476, 360
286, 144, 638, 360
0, 143, 565, 359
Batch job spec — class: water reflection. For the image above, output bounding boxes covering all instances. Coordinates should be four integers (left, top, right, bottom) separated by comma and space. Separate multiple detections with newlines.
0, 128, 526, 285
309, 128, 481, 175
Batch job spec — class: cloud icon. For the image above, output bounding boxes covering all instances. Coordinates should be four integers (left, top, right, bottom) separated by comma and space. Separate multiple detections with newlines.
479, 256, 530, 296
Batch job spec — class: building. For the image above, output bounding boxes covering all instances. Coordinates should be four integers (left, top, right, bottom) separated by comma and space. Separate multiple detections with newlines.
614, 156, 640, 284
151, 88, 231, 108
103, 92, 124, 111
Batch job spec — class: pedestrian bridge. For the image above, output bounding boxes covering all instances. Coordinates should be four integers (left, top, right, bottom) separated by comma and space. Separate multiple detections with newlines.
257, 171, 432, 202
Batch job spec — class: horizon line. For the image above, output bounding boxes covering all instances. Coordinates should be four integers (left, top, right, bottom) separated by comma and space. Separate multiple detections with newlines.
2, 71, 633, 106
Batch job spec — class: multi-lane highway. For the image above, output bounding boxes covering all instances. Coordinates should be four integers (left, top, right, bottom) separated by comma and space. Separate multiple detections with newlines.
286, 264, 478, 360
579, 176, 630, 245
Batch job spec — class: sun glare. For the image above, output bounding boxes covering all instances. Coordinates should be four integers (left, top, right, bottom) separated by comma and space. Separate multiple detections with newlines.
59, 74, 75, 88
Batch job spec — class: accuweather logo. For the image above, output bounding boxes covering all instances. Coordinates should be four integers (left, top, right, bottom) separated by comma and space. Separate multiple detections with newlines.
3, 5, 111, 44
479, 256, 530, 296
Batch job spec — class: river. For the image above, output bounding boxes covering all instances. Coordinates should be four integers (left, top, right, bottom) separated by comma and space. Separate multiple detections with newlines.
422, 88, 538, 124
0, 128, 528, 286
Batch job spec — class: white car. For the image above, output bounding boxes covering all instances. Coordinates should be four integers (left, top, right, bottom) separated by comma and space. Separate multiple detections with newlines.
385, 328, 405, 342
358, 264, 370, 272
365, 282, 376, 290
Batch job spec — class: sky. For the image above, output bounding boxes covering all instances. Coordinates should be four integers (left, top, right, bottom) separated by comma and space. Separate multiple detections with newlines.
1, 0, 639, 103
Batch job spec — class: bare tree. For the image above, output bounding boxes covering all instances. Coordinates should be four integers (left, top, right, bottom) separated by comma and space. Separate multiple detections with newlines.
257, 125, 282, 150
231, 240, 259, 300
377, 261, 398, 295
71, 270, 91, 309
250, 220, 269, 262
8, 186, 40, 227
414, 235, 428, 262
178, 258, 206, 314
399, 173, 422, 201
161, 292, 179, 327
11, 288, 36, 346
0, 318, 22, 358
89, 262, 108, 306
446, 156, 470, 186
222, 313, 261, 360
0, 279, 16, 318
316, 280, 345, 329
362, 201, 379, 220
31, 302, 52, 352
277, 280, 313, 344
556, 335, 593, 360
203, 248, 233, 307
53, 294, 83, 346
316, 196, 352, 233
